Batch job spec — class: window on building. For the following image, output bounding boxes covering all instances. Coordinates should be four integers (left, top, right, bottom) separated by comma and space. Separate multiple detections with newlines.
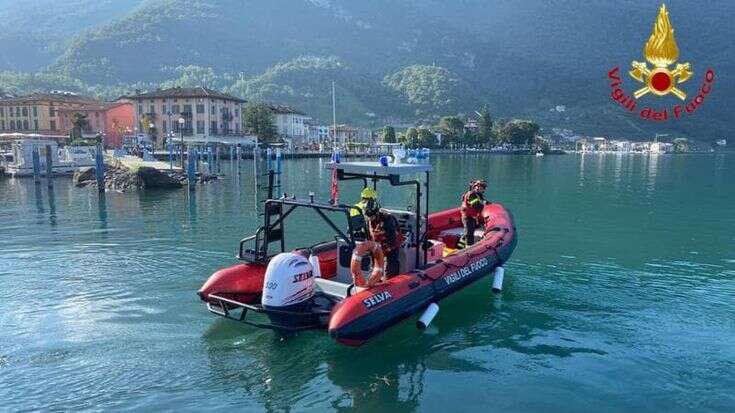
196, 104, 204, 114
50, 120, 56, 130
21, 107, 27, 116
210, 105, 216, 115
49, 106, 55, 117
0, 120, 5, 130
32, 106, 37, 117
235, 108, 239, 117
23, 120, 29, 130
196, 120, 204, 134
1, 107, 5, 117
162, 120, 167, 134
10, 120, 15, 130
210, 120, 217, 134
149, 105, 155, 114
16, 107, 21, 116
138, 105, 143, 115
34, 120, 38, 130
172, 105, 180, 114
183, 104, 192, 115
162, 103, 167, 114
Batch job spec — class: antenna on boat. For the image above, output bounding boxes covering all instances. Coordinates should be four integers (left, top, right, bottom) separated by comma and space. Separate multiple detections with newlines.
332, 81, 337, 150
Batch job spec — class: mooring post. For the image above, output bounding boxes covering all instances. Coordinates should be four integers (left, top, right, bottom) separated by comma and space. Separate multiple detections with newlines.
32, 147, 41, 184
207, 146, 213, 175
45, 144, 53, 188
187, 148, 196, 191
215, 143, 220, 174
236, 144, 242, 174
168, 141, 174, 170
266, 147, 272, 172
275, 147, 282, 197
95, 143, 105, 192
199, 145, 203, 172
267, 169, 275, 199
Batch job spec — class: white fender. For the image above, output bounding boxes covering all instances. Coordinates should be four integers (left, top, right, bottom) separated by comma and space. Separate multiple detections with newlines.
492, 266, 505, 293
416, 303, 440, 330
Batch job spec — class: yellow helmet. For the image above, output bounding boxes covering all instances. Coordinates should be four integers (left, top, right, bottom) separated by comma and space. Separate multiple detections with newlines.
360, 187, 378, 199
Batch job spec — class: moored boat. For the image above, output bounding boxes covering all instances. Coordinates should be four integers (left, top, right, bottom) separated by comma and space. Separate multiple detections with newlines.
198, 161, 517, 346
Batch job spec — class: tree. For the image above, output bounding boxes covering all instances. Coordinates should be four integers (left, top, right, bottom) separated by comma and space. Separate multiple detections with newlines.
405, 127, 419, 148
382, 125, 396, 143
243, 103, 277, 143
477, 106, 494, 146
417, 128, 437, 148
71, 112, 88, 141
437, 116, 464, 148
461, 130, 478, 148
673, 138, 689, 153
496, 119, 539, 147
534, 136, 551, 153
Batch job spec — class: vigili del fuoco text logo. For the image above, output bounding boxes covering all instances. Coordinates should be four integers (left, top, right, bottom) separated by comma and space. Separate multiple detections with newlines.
607, 3, 714, 121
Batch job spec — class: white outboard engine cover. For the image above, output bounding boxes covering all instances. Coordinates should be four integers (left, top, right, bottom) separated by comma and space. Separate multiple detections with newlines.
262, 252, 315, 308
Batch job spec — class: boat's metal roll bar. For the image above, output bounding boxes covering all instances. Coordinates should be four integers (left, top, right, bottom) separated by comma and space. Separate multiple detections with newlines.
238, 197, 362, 262
334, 168, 431, 267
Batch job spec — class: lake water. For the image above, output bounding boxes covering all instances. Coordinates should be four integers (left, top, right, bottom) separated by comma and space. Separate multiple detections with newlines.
1, 154, 733, 412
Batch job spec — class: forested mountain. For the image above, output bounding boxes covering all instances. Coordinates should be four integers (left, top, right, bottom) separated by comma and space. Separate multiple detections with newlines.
0, 0, 143, 71
1, 0, 733, 140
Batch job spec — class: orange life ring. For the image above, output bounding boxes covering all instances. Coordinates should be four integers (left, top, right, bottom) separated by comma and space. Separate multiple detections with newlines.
350, 241, 385, 288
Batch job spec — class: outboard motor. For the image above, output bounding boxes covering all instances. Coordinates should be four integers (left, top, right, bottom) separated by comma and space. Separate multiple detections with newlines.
262, 252, 316, 327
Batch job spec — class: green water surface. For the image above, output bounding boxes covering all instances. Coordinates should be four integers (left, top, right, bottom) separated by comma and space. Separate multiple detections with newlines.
1, 154, 733, 412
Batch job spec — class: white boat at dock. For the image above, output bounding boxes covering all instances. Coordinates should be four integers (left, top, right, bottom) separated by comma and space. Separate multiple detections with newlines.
3, 140, 96, 177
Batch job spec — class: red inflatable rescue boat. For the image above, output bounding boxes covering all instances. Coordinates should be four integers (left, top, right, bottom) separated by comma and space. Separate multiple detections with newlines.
198, 161, 517, 346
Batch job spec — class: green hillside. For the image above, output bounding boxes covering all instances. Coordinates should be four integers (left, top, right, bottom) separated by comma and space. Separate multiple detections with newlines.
1, 0, 733, 140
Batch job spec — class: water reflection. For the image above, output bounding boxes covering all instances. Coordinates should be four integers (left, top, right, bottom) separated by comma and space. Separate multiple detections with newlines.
97, 192, 108, 230
197, 281, 592, 412
578, 153, 586, 188
645, 152, 660, 193
188, 190, 197, 224
34, 183, 45, 214
47, 185, 57, 227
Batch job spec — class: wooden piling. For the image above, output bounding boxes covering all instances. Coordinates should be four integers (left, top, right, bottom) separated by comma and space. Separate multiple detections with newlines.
32, 148, 41, 184
187, 148, 196, 191
95, 143, 105, 193
44, 144, 53, 187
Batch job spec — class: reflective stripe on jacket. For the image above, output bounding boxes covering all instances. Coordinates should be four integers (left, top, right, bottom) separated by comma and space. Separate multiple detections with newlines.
461, 191, 485, 219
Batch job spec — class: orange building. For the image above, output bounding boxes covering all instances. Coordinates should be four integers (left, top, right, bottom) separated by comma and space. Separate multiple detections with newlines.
104, 100, 134, 148
0, 92, 134, 148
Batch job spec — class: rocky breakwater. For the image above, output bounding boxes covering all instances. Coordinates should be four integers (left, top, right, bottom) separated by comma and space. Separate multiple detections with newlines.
73, 164, 187, 192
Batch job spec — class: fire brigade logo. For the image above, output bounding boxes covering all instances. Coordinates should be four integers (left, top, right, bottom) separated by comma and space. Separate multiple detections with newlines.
629, 4, 691, 100
607, 3, 715, 122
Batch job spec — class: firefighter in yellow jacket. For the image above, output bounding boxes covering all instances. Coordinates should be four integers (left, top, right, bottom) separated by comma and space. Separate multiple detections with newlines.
458, 179, 488, 248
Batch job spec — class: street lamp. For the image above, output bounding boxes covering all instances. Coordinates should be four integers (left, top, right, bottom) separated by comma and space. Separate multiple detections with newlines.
178, 117, 185, 168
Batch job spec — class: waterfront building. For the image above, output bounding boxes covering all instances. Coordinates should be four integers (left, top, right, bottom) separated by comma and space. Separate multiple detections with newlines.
464, 118, 479, 134
266, 104, 310, 142
103, 100, 135, 148
128, 87, 248, 147
0, 92, 135, 148
307, 124, 330, 144
329, 124, 359, 145
0, 91, 101, 137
